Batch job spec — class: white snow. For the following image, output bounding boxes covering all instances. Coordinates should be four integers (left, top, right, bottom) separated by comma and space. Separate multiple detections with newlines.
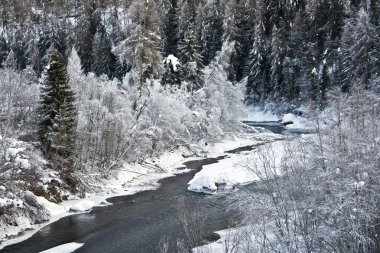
0, 197, 23, 208
163, 54, 180, 72
14, 157, 31, 169
5, 147, 24, 161
39, 242, 84, 253
240, 107, 280, 122
36, 196, 66, 217
282, 113, 296, 124
282, 113, 310, 129
193, 227, 253, 253
188, 138, 286, 193
69, 200, 96, 212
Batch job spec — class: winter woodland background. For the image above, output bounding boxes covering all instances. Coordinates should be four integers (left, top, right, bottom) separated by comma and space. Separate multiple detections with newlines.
0, 0, 380, 252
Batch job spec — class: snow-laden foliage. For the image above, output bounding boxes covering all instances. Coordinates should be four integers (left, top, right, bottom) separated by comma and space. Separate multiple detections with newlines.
234, 87, 380, 253
68, 45, 245, 187
201, 41, 245, 128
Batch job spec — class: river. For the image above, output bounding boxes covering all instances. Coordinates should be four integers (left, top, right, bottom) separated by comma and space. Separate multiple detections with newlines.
0, 123, 286, 253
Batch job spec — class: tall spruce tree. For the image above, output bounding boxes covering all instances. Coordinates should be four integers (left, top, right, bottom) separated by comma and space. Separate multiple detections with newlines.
76, 2, 100, 74
270, 24, 285, 100
0, 35, 9, 66
234, 0, 255, 81
246, 1, 271, 103
178, 29, 204, 92
38, 43, 77, 188
92, 23, 114, 78
202, 3, 224, 65
162, 0, 180, 57
341, 8, 379, 91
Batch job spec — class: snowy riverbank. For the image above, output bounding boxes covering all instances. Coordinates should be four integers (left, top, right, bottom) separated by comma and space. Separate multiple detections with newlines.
0, 130, 281, 251
188, 136, 285, 193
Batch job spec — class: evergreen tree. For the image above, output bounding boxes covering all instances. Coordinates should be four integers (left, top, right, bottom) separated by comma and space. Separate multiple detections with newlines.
162, 0, 180, 57
161, 55, 181, 87
38, 43, 77, 188
12, 30, 28, 70
76, 3, 100, 74
306, 49, 319, 106
281, 13, 303, 101
246, 2, 271, 103
319, 63, 330, 109
0, 35, 9, 66
92, 23, 114, 78
234, 0, 255, 81
270, 24, 285, 100
2, 49, 17, 69
341, 8, 379, 91
202, 4, 224, 65
178, 30, 204, 92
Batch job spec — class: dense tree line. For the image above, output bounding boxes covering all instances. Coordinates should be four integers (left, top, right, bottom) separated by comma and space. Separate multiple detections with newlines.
1, 0, 380, 109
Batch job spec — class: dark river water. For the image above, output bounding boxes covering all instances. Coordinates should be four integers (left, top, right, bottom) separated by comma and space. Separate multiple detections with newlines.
0, 123, 286, 253
0, 157, 242, 253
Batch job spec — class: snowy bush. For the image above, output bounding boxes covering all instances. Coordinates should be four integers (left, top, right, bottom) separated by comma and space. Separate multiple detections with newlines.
234, 87, 380, 253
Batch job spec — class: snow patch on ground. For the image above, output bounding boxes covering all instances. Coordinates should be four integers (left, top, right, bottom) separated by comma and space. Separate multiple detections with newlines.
193, 227, 253, 253
282, 113, 311, 129
240, 107, 280, 122
69, 200, 95, 212
188, 139, 286, 193
39, 242, 84, 253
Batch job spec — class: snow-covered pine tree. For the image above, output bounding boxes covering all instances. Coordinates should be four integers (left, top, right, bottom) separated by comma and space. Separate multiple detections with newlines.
178, 29, 204, 92
222, 0, 238, 82
0, 35, 9, 67
2, 49, 17, 69
161, 55, 182, 87
11, 30, 27, 70
341, 8, 379, 91
162, 0, 180, 57
91, 23, 114, 79
76, 2, 100, 74
319, 63, 330, 109
201, 2, 223, 66
38, 43, 77, 189
234, 0, 255, 81
281, 13, 302, 102
246, 1, 271, 103
270, 23, 285, 100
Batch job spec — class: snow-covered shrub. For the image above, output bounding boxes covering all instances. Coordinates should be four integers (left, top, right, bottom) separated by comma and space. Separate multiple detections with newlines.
70, 42, 246, 179
234, 87, 380, 253
190, 41, 245, 139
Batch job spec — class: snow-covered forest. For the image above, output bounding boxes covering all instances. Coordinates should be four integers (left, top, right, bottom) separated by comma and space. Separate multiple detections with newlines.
0, 0, 380, 252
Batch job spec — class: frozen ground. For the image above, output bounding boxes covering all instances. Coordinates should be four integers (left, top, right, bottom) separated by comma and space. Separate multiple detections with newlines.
0, 130, 282, 250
